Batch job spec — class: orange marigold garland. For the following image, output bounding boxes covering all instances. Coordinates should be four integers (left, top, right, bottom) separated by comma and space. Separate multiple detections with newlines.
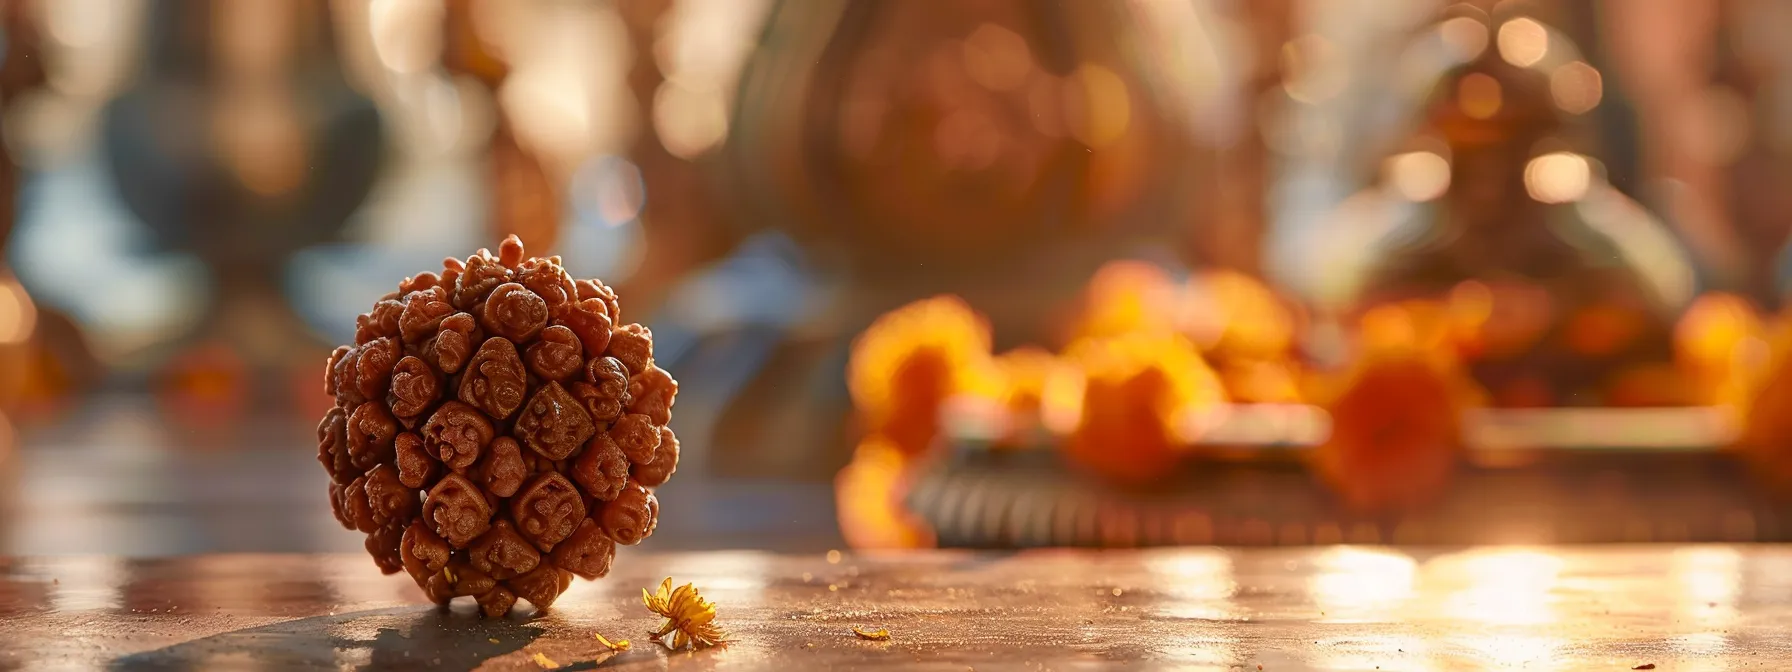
1052, 332, 1227, 486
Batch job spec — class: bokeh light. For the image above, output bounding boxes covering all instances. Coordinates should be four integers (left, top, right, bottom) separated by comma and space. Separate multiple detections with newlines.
0, 275, 37, 345
1495, 18, 1548, 68
1458, 72, 1503, 120
1549, 61, 1603, 115
962, 23, 1032, 92
1065, 64, 1131, 149
1386, 150, 1452, 202
1439, 16, 1489, 62
1524, 151, 1591, 204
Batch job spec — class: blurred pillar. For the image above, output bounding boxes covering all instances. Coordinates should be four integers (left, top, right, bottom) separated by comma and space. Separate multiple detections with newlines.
1601, 0, 1747, 295
442, 0, 561, 254
608, 0, 747, 315
1205, 0, 1294, 277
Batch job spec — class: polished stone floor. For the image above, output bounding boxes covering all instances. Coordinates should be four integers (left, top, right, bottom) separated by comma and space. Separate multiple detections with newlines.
3, 546, 1789, 670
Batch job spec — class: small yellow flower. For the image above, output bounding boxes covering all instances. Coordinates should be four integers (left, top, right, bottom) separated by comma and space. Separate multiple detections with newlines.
642, 577, 726, 650
594, 632, 630, 652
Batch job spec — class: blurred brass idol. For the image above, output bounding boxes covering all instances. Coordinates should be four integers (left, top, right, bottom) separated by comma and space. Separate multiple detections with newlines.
1318, 15, 1759, 511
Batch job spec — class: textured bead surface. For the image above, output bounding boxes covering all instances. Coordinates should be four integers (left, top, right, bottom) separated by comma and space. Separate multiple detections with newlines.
319, 236, 679, 614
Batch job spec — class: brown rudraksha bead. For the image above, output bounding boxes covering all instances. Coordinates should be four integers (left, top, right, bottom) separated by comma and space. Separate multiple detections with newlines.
366, 521, 407, 575
550, 519, 616, 580
599, 481, 658, 546
570, 434, 630, 502
633, 426, 680, 488
424, 473, 493, 548
398, 286, 454, 344
554, 298, 613, 357
467, 519, 542, 580
627, 364, 678, 426
609, 413, 660, 465
460, 338, 528, 420
401, 520, 452, 585
472, 436, 528, 498
506, 564, 572, 609
318, 406, 351, 481
394, 432, 437, 489
427, 313, 481, 375
422, 401, 493, 471
607, 323, 653, 375
318, 236, 680, 615
477, 585, 518, 618
510, 472, 586, 550
363, 463, 419, 528
525, 326, 584, 382
516, 257, 577, 308
346, 402, 399, 472
387, 356, 441, 425
515, 382, 596, 461
481, 282, 550, 343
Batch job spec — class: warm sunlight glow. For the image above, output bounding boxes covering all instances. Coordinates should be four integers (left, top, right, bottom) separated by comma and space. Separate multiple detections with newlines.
1387, 151, 1452, 202
1496, 18, 1549, 68
1524, 152, 1591, 204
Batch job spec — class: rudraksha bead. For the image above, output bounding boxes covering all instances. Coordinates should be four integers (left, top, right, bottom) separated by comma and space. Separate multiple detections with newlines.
319, 236, 679, 614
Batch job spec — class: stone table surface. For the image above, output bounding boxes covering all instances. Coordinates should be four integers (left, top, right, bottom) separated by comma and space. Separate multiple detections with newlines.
2, 546, 1789, 670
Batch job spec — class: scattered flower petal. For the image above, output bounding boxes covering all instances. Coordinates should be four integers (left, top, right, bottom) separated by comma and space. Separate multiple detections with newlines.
851, 626, 892, 641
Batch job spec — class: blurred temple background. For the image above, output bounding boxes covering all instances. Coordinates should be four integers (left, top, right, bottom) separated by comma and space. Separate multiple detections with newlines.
1, 0, 1791, 554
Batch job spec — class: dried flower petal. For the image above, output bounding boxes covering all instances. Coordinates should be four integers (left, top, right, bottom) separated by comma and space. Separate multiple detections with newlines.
594, 632, 630, 652
851, 626, 891, 641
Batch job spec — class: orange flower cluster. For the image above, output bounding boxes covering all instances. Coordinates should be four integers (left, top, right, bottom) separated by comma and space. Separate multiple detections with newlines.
1313, 286, 1783, 511
1052, 332, 1225, 486
836, 264, 1309, 546
1717, 297, 1792, 487
1310, 299, 1484, 512
1071, 262, 1304, 404
837, 296, 993, 549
